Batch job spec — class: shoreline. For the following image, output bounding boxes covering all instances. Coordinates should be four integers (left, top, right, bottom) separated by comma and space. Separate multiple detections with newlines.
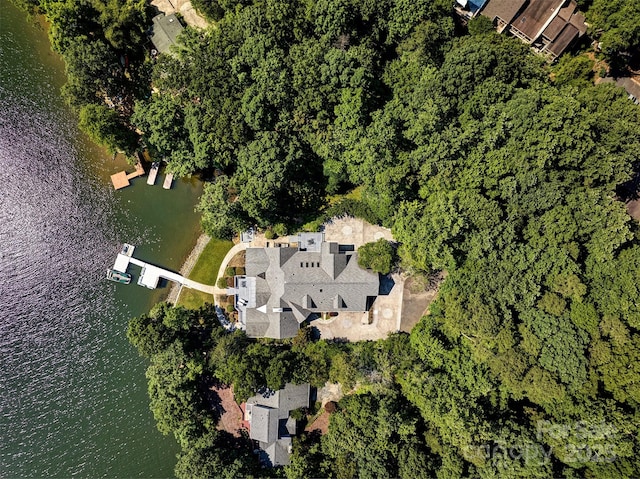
166, 233, 211, 303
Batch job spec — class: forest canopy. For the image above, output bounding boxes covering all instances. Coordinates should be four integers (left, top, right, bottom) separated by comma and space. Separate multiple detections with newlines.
124, 1, 640, 477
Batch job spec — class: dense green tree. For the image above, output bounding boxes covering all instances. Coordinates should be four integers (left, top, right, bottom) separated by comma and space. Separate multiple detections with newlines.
357, 238, 395, 274
234, 131, 325, 226
552, 54, 594, 88
174, 431, 257, 479
131, 94, 199, 175
97, 0, 149, 51
587, 0, 640, 69
61, 37, 122, 107
321, 391, 436, 479
196, 175, 250, 239
78, 103, 136, 154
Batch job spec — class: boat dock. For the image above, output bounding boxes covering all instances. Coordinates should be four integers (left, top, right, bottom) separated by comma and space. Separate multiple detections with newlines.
110, 161, 145, 190
147, 162, 159, 185
111, 244, 214, 293
163, 172, 173, 189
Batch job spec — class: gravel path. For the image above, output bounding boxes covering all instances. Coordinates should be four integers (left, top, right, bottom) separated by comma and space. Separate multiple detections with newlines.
166, 234, 211, 303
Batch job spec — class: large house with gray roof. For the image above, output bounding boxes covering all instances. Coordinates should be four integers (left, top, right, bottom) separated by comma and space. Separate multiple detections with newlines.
234, 233, 379, 339
245, 383, 310, 466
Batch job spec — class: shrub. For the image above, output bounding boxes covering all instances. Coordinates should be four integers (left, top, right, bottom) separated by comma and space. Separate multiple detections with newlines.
468, 15, 494, 36
290, 408, 305, 421
264, 228, 275, 240
326, 198, 380, 225
216, 277, 228, 289
358, 239, 395, 274
224, 266, 235, 277
325, 401, 338, 413
273, 223, 288, 237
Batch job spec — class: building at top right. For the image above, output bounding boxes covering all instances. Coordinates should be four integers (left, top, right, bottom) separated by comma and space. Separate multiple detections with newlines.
455, 0, 588, 61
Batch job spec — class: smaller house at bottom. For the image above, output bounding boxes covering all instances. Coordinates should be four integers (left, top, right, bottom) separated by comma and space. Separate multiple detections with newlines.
244, 383, 310, 467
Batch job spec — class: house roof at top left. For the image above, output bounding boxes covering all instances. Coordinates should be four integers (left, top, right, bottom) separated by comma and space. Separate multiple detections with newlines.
151, 13, 184, 54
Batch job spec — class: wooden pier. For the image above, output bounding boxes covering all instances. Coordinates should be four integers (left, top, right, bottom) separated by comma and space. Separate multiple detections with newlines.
110, 161, 145, 190
147, 162, 159, 185
111, 244, 214, 293
163, 172, 174, 189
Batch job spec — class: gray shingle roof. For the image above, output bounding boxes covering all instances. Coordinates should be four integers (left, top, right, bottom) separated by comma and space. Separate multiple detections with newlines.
237, 241, 378, 339
247, 384, 309, 467
150, 14, 184, 54
246, 383, 310, 417
249, 405, 278, 443
262, 437, 292, 466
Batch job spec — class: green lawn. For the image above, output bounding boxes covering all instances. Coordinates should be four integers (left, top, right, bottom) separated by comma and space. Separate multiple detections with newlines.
177, 288, 214, 310
188, 238, 234, 285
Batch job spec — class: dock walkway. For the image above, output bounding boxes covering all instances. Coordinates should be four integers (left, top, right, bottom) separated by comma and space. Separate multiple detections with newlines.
111, 244, 214, 293
111, 161, 145, 190
163, 172, 173, 189
147, 163, 159, 185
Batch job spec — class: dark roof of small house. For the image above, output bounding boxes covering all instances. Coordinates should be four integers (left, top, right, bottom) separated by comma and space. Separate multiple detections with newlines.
542, 15, 566, 41
150, 14, 184, 54
247, 383, 311, 417
557, 0, 575, 20
480, 0, 528, 24
512, 0, 565, 41
247, 384, 310, 467
569, 10, 587, 36
546, 23, 579, 57
617, 77, 640, 101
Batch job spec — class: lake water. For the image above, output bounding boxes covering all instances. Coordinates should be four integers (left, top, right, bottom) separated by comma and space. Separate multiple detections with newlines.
0, 2, 203, 476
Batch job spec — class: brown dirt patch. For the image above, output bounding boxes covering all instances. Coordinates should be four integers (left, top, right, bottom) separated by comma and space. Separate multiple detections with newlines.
399, 273, 444, 332
627, 199, 640, 221
211, 385, 244, 437
305, 410, 330, 435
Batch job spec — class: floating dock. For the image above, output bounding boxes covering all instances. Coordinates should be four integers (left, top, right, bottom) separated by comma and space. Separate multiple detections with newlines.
111, 243, 214, 293
163, 172, 173, 190
147, 162, 159, 185
110, 161, 145, 190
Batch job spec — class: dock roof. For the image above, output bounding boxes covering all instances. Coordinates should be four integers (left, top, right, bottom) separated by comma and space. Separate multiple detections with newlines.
110, 171, 130, 190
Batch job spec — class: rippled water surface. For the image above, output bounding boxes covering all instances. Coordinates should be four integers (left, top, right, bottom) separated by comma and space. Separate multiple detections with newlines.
0, 2, 203, 476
